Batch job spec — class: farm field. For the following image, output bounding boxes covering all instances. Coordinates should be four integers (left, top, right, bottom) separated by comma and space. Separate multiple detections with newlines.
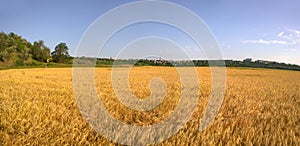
0, 67, 299, 145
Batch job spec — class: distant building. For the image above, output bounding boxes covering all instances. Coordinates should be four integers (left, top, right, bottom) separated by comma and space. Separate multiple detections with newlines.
243, 58, 252, 64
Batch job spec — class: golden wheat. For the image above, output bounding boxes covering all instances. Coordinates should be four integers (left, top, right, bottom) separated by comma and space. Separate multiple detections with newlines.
0, 67, 299, 145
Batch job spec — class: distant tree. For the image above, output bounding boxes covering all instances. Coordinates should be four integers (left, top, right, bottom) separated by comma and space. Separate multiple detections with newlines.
51, 42, 70, 63
31, 40, 51, 62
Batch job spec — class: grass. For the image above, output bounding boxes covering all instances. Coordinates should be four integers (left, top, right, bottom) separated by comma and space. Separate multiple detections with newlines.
0, 67, 299, 145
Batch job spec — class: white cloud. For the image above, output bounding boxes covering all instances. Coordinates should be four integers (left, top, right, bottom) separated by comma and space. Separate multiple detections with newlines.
278, 29, 300, 41
288, 29, 300, 37
278, 32, 284, 37
241, 39, 288, 45
243, 29, 300, 46
220, 42, 232, 49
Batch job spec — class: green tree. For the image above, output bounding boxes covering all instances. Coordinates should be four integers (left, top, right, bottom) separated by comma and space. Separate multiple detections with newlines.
51, 42, 70, 63
31, 40, 51, 62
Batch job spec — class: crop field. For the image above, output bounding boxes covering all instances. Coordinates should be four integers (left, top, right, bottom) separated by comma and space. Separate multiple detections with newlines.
0, 67, 299, 145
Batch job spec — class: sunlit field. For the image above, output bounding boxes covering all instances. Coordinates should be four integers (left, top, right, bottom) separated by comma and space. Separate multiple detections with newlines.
0, 67, 299, 145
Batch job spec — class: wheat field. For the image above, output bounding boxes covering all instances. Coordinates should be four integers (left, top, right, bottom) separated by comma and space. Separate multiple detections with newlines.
0, 67, 299, 145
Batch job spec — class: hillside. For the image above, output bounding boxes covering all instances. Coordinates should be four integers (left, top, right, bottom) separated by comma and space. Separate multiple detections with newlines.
0, 32, 71, 69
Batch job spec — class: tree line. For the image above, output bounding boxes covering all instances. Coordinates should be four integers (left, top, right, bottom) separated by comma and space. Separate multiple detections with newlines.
94, 58, 300, 71
1, 32, 299, 71
0, 32, 71, 69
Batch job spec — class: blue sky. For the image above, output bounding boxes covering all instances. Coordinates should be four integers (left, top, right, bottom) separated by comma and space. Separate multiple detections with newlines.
1, 0, 299, 64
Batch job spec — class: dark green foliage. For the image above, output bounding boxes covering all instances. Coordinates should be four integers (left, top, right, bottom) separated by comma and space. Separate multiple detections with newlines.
51, 42, 71, 63
0, 32, 69, 69
31, 40, 50, 62
93, 58, 300, 71
0, 32, 32, 68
